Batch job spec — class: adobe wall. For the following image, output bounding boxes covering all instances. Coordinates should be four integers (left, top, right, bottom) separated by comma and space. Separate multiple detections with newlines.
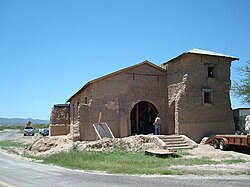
70, 64, 168, 141
67, 54, 235, 142
50, 105, 70, 136
162, 54, 235, 142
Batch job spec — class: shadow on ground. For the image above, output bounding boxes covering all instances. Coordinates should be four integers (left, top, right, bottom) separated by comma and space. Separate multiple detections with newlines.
226, 146, 250, 155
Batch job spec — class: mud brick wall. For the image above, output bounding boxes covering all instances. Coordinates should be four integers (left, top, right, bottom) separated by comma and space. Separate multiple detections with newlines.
50, 105, 70, 136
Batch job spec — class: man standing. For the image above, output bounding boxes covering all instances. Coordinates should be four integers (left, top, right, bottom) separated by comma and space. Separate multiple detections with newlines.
153, 114, 161, 135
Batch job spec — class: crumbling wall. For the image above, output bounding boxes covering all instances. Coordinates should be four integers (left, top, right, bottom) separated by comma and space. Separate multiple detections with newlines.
50, 105, 70, 136
70, 105, 81, 141
167, 74, 188, 134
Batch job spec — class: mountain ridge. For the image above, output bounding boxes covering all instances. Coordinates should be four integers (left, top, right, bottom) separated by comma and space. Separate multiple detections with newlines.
0, 117, 49, 125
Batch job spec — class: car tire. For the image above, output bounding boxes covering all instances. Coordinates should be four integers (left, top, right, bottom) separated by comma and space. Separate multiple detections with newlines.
219, 139, 227, 150
213, 139, 219, 149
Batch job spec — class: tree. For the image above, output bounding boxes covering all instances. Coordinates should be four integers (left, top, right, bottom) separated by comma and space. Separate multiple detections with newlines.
232, 61, 250, 105
26, 121, 32, 127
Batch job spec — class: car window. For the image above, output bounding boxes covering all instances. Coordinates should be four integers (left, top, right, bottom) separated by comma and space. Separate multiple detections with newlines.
25, 127, 34, 129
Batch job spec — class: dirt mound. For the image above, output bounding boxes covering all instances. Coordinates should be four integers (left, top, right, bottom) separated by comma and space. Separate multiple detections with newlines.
76, 135, 161, 152
23, 135, 161, 156
24, 135, 73, 156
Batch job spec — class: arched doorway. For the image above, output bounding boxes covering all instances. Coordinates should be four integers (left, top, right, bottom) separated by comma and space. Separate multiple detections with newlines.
130, 101, 158, 135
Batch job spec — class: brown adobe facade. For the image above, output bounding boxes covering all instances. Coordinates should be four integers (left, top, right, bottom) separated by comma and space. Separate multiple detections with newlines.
50, 49, 239, 142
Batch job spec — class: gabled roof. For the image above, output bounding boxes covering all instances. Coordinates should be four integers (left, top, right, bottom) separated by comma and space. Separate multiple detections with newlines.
163, 48, 239, 65
67, 61, 165, 102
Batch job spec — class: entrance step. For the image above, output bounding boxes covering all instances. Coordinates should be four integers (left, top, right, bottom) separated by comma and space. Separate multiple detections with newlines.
156, 135, 197, 151
161, 138, 185, 142
165, 143, 189, 147
145, 149, 177, 158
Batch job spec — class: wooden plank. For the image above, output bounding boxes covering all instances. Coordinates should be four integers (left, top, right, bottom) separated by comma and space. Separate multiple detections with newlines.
216, 135, 248, 138
145, 149, 176, 158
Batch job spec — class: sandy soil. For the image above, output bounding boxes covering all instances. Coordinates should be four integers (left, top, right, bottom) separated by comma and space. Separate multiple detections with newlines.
171, 144, 250, 174
188, 144, 250, 161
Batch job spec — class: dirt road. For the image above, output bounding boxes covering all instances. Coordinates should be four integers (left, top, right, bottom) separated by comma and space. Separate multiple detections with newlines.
0, 129, 37, 146
0, 129, 22, 140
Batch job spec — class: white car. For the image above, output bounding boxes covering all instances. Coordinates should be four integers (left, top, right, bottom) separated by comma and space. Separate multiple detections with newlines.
23, 126, 34, 136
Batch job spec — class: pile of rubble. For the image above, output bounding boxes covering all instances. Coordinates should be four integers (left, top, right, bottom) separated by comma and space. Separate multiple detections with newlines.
75, 135, 161, 152
24, 135, 73, 156
23, 135, 162, 156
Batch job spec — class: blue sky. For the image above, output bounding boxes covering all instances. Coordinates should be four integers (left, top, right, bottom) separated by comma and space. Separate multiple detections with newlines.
0, 0, 249, 120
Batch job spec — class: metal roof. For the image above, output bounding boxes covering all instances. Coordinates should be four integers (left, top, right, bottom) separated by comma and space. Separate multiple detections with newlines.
187, 48, 239, 60
163, 48, 239, 65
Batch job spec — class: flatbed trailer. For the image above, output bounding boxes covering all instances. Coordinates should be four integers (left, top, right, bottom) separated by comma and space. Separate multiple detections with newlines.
205, 134, 250, 150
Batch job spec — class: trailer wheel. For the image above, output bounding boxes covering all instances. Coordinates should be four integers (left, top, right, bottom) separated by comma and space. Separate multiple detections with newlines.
213, 139, 219, 149
219, 140, 227, 150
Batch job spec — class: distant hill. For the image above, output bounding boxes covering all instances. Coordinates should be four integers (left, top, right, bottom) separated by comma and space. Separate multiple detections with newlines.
0, 117, 49, 125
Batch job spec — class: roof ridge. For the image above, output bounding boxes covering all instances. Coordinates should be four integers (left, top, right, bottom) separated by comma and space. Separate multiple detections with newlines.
67, 61, 165, 102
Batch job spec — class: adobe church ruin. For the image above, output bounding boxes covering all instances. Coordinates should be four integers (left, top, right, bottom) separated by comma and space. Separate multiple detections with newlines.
50, 48, 239, 142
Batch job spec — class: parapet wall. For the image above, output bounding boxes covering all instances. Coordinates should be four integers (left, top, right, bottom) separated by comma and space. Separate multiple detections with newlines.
50, 104, 70, 136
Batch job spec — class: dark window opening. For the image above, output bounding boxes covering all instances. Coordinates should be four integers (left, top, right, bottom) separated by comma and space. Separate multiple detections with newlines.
204, 92, 212, 104
84, 97, 88, 104
208, 67, 215, 77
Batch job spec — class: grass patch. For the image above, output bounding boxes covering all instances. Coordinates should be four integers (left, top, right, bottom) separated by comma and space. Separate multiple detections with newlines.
176, 151, 191, 156
0, 125, 24, 131
223, 159, 247, 164
229, 170, 250, 175
33, 150, 219, 175
3, 141, 248, 176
